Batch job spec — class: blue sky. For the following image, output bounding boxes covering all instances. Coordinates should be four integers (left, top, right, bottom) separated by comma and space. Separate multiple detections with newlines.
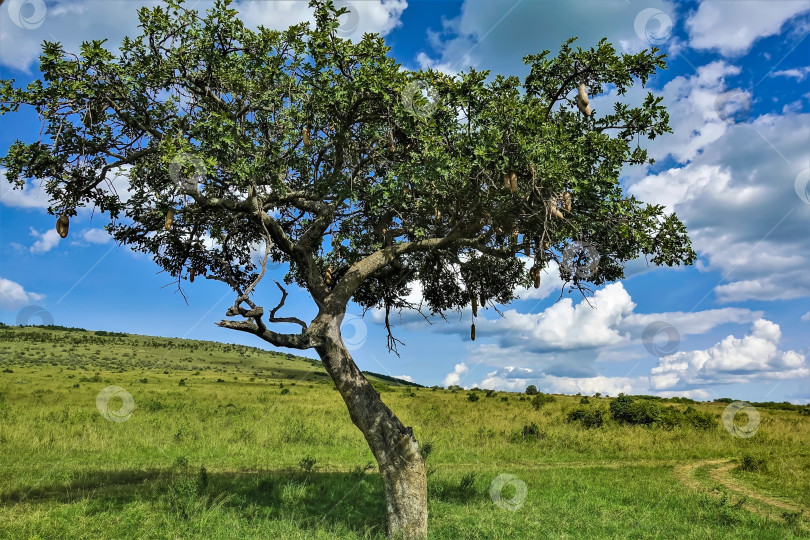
1, 0, 809, 403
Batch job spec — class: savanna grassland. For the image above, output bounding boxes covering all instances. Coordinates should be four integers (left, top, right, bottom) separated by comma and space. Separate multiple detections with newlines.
0, 325, 808, 539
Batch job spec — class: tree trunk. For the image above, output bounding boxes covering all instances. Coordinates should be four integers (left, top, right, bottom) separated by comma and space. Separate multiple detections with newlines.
314, 315, 427, 539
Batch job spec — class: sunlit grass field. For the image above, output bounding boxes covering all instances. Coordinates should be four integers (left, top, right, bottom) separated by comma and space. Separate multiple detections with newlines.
1, 326, 808, 538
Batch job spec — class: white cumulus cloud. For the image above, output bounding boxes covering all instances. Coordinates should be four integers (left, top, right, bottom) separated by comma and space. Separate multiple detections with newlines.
29, 227, 61, 254
650, 319, 809, 390
1, 0, 408, 71
686, 0, 810, 57
0, 277, 45, 309
81, 228, 111, 244
443, 362, 469, 387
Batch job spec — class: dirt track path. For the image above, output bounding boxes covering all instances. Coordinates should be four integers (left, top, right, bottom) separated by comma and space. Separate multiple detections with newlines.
674, 459, 807, 529
707, 461, 803, 513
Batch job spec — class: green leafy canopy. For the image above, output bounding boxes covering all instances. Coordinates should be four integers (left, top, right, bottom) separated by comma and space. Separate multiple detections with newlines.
0, 0, 695, 348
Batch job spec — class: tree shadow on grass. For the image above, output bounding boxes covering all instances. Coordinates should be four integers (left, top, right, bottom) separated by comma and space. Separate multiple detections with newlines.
0, 467, 387, 537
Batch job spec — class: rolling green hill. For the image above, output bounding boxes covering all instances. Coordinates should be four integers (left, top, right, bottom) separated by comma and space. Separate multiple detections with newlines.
0, 324, 422, 389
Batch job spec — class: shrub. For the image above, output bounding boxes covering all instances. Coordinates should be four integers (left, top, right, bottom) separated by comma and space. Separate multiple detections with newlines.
658, 406, 684, 430
519, 422, 542, 440
658, 405, 715, 430
566, 407, 605, 428
525, 385, 538, 395
485, 389, 496, 398
281, 388, 290, 395
467, 392, 479, 402
609, 394, 661, 425
531, 393, 555, 410
738, 455, 767, 472
579, 396, 590, 404
684, 406, 715, 429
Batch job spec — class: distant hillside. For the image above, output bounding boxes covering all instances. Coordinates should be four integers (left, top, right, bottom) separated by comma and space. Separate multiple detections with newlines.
0, 324, 422, 388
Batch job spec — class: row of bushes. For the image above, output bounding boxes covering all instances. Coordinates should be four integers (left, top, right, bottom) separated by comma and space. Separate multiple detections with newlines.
565, 394, 715, 430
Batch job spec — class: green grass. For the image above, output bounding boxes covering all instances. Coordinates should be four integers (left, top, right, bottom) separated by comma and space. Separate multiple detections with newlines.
0, 326, 808, 538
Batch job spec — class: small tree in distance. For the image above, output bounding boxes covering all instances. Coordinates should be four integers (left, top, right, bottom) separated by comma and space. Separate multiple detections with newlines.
526, 385, 538, 395
0, 1, 695, 537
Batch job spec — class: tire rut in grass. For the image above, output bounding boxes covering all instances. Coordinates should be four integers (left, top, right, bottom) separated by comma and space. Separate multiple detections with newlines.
675, 459, 808, 530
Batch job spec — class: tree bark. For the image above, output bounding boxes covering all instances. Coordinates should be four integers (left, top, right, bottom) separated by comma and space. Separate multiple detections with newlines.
313, 314, 427, 539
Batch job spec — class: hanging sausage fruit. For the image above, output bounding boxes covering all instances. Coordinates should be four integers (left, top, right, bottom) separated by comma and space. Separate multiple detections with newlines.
576, 83, 592, 116
55, 214, 70, 238
529, 265, 541, 289
547, 198, 564, 219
